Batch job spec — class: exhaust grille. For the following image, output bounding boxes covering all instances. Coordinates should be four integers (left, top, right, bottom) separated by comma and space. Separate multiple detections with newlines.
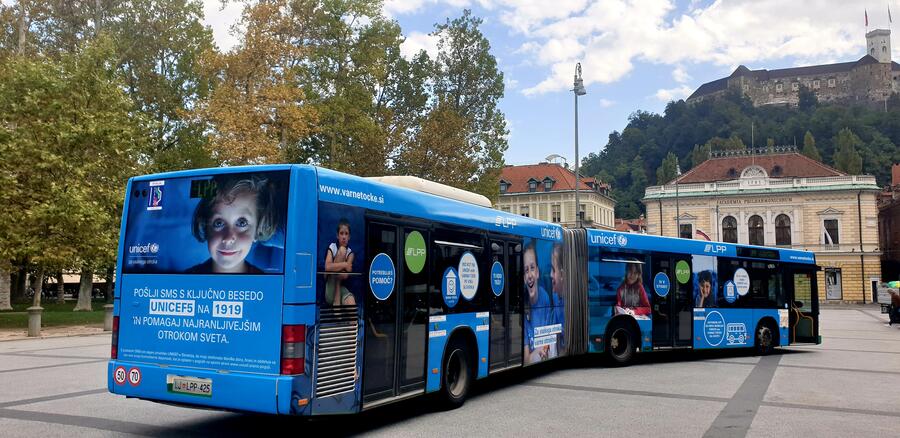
315, 307, 359, 398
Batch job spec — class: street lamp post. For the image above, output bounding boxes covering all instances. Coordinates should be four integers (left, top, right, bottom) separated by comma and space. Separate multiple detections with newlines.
573, 63, 586, 228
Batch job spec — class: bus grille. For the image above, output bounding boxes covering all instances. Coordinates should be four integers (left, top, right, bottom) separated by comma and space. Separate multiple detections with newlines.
315, 307, 359, 398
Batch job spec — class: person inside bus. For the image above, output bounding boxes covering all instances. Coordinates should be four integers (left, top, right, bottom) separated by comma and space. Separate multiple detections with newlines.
615, 262, 651, 318
550, 243, 567, 355
524, 242, 558, 363
324, 219, 356, 307
695, 270, 716, 308
188, 175, 277, 274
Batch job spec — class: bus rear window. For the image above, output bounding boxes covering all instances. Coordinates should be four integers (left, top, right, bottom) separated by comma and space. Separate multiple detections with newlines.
122, 170, 290, 274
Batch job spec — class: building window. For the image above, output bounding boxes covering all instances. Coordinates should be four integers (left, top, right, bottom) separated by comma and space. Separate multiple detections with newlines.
776, 83, 783, 92
551, 204, 561, 223
500, 206, 510, 213
528, 180, 537, 192
679, 223, 693, 239
578, 204, 585, 221
791, 82, 799, 91
520, 205, 530, 218
543, 178, 553, 191
775, 214, 791, 246
748, 215, 764, 246
828, 78, 835, 88
500, 182, 508, 193
722, 216, 738, 243
823, 219, 839, 245
813, 80, 820, 89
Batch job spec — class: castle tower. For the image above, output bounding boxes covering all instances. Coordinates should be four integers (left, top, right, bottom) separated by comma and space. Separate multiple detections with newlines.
866, 29, 891, 63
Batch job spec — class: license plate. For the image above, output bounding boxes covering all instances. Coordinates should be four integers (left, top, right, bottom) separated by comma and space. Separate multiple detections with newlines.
167, 375, 212, 397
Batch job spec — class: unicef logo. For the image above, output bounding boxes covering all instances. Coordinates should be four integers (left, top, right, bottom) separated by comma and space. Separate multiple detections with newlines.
149, 243, 159, 254
616, 235, 628, 246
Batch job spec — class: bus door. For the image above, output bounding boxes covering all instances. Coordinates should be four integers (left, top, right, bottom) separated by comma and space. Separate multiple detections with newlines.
362, 221, 428, 405
651, 255, 692, 348
488, 239, 523, 372
789, 268, 819, 344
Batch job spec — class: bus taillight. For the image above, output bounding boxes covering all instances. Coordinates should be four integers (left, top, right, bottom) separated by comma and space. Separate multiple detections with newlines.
111, 316, 120, 359
281, 325, 306, 375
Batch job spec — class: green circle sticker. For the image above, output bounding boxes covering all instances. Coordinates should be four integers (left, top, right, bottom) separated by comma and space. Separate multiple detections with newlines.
405, 231, 427, 274
675, 260, 691, 284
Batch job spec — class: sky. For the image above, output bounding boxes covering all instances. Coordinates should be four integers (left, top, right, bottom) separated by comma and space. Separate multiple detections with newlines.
31, 0, 900, 167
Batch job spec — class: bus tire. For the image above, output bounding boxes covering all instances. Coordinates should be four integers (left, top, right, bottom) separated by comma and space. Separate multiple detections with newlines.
755, 320, 777, 355
438, 335, 473, 409
605, 319, 636, 366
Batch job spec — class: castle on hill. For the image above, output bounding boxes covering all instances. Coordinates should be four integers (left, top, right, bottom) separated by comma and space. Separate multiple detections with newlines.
687, 29, 899, 107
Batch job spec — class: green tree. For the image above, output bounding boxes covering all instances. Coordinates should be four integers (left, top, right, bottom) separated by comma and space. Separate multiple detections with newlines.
690, 143, 711, 168
428, 9, 508, 199
801, 130, 822, 161
656, 152, 679, 184
832, 128, 863, 174
0, 40, 148, 307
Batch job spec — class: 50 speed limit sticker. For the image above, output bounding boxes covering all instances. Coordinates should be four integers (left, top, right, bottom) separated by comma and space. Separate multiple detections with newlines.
114, 366, 127, 385
128, 367, 142, 386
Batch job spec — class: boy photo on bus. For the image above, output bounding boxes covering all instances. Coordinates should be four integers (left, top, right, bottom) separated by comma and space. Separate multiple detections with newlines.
615, 261, 651, 319
524, 241, 558, 364
695, 270, 716, 308
187, 175, 278, 274
550, 243, 568, 355
324, 218, 356, 307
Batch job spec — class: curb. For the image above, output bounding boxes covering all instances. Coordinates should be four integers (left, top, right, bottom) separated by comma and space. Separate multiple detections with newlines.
0, 327, 110, 342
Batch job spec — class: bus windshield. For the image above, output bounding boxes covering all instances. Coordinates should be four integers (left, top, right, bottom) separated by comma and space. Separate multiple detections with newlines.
122, 170, 290, 275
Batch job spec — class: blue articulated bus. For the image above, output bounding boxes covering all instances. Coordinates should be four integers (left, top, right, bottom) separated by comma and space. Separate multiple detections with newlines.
108, 165, 820, 415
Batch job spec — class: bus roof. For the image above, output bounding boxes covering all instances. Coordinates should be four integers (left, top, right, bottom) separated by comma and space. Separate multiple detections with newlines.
128, 164, 563, 242
316, 167, 563, 242
585, 228, 816, 264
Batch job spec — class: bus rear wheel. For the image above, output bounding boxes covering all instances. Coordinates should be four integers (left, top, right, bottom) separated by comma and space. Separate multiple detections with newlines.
606, 320, 636, 366
439, 336, 472, 409
755, 321, 776, 355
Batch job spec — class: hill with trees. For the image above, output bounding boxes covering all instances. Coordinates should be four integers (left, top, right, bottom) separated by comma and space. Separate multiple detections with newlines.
581, 90, 900, 218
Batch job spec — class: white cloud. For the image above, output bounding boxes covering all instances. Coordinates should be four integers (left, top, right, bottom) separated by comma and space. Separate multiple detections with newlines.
598, 98, 615, 108
400, 31, 440, 59
654, 85, 694, 102
672, 65, 690, 83
506, 78, 519, 89
203, 0, 243, 52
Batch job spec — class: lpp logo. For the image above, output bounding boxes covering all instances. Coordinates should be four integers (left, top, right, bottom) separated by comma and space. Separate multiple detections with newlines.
704, 244, 727, 254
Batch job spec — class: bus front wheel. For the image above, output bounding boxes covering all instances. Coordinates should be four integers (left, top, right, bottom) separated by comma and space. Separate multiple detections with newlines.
439, 336, 472, 409
606, 319, 636, 366
755, 321, 777, 355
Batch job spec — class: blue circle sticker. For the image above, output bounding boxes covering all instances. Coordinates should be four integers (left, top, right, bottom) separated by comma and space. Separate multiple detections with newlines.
653, 272, 670, 297
723, 280, 738, 304
369, 253, 395, 301
442, 267, 460, 308
491, 262, 504, 296
703, 311, 725, 347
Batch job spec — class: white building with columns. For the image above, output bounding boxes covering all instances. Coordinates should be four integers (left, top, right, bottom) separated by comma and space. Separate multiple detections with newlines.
643, 148, 881, 303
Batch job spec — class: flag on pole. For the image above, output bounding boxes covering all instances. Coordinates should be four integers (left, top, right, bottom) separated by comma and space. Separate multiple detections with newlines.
865, 9, 869, 26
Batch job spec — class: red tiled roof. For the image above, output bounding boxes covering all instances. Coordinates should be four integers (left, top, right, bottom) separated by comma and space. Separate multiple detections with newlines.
500, 163, 595, 194
673, 153, 844, 184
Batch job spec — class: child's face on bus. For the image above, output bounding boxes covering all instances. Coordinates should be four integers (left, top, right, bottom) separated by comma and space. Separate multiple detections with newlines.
551, 250, 564, 295
699, 280, 711, 297
626, 265, 641, 286
524, 248, 539, 303
337, 224, 350, 247
207, 192, 258, 272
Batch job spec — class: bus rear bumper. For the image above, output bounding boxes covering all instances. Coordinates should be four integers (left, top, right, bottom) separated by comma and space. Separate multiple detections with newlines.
107, 361, 311, 415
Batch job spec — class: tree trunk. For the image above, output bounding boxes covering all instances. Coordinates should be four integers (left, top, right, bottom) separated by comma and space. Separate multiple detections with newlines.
56, 272, 66, 304
31, 269, 44, 308
13, 266, 26, 302
17, 0, 25, 55
105, 267, 114, 303
0, 269, 12, 310
74, 268, 93, 311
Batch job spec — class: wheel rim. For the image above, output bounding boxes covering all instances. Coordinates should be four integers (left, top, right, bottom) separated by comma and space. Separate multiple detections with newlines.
446, 349, 467, 398
610, 328, 630, 358
758, 327, 772, 349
